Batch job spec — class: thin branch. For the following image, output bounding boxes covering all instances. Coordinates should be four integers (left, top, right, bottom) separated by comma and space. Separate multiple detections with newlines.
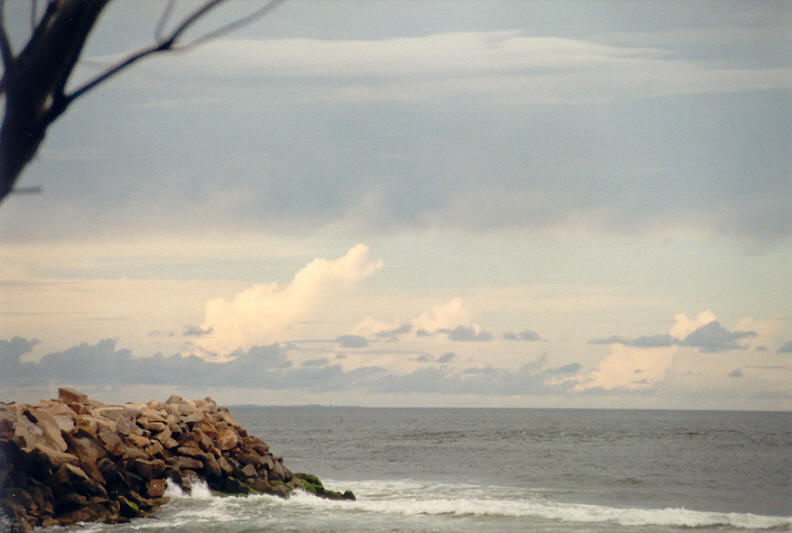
164, 0, 225, 45
66, 0, 285, 106
63, 41, 167, 107
155, 0, 176, 42
0, 0, 15, 76
181, 0, 286, 49
31, 0, 38, 32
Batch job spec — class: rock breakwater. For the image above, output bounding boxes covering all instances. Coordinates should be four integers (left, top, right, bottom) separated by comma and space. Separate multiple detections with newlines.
0, 388, 353, 531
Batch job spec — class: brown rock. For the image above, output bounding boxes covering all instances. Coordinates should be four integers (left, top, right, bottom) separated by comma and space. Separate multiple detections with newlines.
217, 455, 234, 475
134, 458, 166, 480
140, 407, 168, 424
52, 463, 108, 497
98, 427, 125, 456
144, 421, 167, 432
58, 388, 88, 404
171, 456, 203, 471
126, 433, 151, 448
202, 454, 222, 478
217, 428, 238, 451
121, 446, 149, 460
245, 436, 270, 455
152, 426, 172, 445
146, 478, 167, 498
145, 440, 164, 457
65, 434, 107, 484
177, 445, 206, 459
31, 443, 79, 468
241, 464, 257, 478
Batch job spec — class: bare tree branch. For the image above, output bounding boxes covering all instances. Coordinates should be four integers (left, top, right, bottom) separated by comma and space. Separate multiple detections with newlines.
66, 0, 285, 106
31, 0, 38, 32
183, 0, 286, 48
0, 0, 285, 205
0, 0, 15, 76
155, 0, 177, 42
66, 0, 226, 104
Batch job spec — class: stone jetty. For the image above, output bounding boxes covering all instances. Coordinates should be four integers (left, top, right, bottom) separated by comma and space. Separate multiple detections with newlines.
0, 388, 354, 531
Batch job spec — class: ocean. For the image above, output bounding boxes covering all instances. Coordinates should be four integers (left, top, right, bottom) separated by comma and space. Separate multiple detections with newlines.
56, 407, 791, 532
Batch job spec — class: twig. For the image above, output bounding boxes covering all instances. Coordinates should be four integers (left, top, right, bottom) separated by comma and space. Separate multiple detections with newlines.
66, 0, 284, 106
31, 0, 38, 31
182, 0, 286, 49
155, 0, 176, 42
0, 0, 15, 76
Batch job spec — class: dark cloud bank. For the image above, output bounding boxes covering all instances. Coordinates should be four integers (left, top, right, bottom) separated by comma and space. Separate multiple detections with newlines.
0, 337, 575, 397
589, 321, 757, 352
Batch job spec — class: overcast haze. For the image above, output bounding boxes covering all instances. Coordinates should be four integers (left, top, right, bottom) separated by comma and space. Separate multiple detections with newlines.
1, 0, 790, 409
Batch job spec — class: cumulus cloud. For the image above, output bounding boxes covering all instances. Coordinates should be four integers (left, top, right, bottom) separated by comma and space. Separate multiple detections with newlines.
577, 345, 677, 392
590, 312, 756, 353
354, 297, 492, 343
681, 321, 756, 352
670, 310, 717, 340
411, 298, 471, 334
195, 244, 383, 355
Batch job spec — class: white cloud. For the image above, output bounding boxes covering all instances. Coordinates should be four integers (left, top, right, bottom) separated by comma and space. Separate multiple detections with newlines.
669, 310, 717, 340
194, 244, 382, 357
412, 298, 472, 333
354, 298, 473, 338
577, 345, 677, 391
121, 32, 792, 104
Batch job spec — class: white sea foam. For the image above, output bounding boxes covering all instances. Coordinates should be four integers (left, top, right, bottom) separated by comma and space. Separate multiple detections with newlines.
151, 477, 791, 531
300, 479, 792, 530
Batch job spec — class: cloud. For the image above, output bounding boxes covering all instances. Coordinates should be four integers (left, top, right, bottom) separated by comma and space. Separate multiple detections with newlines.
0, 337, 575, 398
147, 330, 175, 338
446, 326, 493, 342
670, 311, 717, 340
182, 325, 213, 337
545, 363, 582, 375
576, 345, 677, 391
355, 297, 494, 343
680, 321, 756, 352
729, 368, 744, 378
503, 329, 543, 342
437, 352, 456, 363
411, 298, 471, 334
0, 337, 39, 381
590, 312, 757, 353
139, 33, 792, 104
335, 335, 369, 349
195, 244, 382, 355
778, 341, 792, 353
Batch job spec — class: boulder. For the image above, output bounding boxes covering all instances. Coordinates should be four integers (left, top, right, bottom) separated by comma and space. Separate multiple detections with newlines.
0, 389, 354, 531
216, 428, 238, 451
58, 388, 87, 404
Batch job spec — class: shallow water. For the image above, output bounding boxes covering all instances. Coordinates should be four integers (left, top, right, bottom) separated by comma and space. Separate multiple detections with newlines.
48, 407, 792, 532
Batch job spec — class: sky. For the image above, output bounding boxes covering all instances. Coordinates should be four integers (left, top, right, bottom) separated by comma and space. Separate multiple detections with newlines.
1, 0, 790, 409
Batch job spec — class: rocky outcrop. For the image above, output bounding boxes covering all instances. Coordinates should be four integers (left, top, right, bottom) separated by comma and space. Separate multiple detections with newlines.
0, 388, 354, 531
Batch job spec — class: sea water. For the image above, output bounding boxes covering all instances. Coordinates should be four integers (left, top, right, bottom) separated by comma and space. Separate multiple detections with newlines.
53, 407, 791, 532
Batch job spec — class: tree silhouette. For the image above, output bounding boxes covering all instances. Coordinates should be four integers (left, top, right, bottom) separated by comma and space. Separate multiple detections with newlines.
0, 0, 283, 204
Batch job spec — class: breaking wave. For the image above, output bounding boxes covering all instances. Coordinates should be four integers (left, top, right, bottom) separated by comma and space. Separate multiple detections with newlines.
154, 478, 792, 530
